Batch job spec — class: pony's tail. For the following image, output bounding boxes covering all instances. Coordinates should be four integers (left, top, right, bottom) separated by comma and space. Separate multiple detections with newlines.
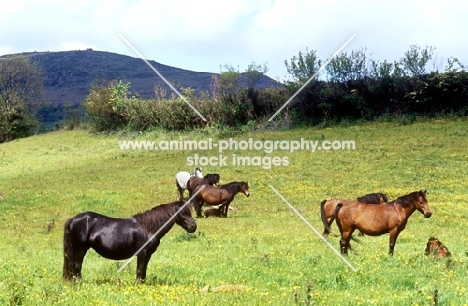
320, 200, 332, 235
334, 203, 343, 234
63, 218, 75, 280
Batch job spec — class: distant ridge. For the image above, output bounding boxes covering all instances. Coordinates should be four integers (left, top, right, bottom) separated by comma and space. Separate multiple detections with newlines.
1, 50, 282, 106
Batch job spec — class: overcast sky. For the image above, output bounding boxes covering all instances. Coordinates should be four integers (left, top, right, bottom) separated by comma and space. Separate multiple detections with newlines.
1, 0, 467, 81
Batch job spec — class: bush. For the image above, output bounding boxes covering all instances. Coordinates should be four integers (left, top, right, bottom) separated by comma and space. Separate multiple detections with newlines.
83, 81, 127, 131
83, 69, 468, 133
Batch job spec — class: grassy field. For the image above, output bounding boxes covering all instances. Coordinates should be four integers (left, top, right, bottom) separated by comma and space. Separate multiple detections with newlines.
1, 118, 468, 305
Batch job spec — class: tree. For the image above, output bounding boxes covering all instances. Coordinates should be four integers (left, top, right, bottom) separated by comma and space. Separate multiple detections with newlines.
326, 48, 369, 83
0, 56, 44, 142
218, 63, 241, 97
284, 48, 322, 86
400, 45, 435, 77
245, 61, 269, 88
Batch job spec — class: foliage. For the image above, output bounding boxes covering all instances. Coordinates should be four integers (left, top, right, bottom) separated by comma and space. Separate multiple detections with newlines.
245, 61, 269, 88
83, 80, 127, 131
400, 45, 435, 77
77, 44, 468, 133
62, 102, 84, 130
84, 79, 286, 132
218, 63, 241, 97
326, 48, 369, 83
0, 56, 44, 142
284, 45, 468, 125
284, 48, 322, 87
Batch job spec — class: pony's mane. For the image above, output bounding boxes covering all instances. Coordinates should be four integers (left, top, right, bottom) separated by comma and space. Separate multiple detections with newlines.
204, 173, 220, 184
132, 201, 186, 233
219, 181, 242, 187
357, 193, 387, 204
220, 181, 247, 192
389, 191, 424, 208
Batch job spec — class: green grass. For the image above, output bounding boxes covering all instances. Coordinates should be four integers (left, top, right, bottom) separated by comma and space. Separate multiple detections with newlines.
1, 118, 468, 305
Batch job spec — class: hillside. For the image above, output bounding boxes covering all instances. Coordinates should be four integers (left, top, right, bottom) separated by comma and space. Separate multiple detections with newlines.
1, 50, 282, 106
0, 119, 467, 304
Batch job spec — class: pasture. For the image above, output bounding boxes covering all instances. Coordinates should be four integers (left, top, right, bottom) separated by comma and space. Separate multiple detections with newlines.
0, 118, 467, 305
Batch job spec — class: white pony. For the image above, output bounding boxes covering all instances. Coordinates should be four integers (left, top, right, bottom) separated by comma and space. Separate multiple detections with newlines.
175, 167, 203, 200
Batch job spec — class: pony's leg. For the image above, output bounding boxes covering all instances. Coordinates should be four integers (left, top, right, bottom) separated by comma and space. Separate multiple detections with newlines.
388, 229, 401, 256
175, 179, 184, 201
192, 198, 203, 218
222, 204, 229, 218
72, 248, 88, 280
135, 253, 152, 284
177, 187, 184, 201
339, 231, 352, 256
220, 201, 230, 218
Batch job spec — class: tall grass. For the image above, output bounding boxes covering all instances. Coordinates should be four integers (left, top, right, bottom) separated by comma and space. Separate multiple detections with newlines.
0, 118, 467, 305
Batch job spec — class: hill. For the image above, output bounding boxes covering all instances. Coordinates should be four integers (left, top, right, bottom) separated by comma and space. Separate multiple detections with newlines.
1, 50, 282, 106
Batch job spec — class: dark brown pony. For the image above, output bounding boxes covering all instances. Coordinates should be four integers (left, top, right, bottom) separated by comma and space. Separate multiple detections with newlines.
63, 200, 197, 283
187, 174, 220, 197
320, 193, 388, 236
425, 237, 451, 259
193, 181, 250, 217
334, 190, 431, 256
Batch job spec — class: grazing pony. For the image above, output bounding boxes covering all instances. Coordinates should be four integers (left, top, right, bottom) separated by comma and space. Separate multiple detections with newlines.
425, 237, 451, 259
334, 190, 431, 256
63, 200, 197, 283
320, 192, 388, 236
193, 181, 249, 217
175, 167, 203, 200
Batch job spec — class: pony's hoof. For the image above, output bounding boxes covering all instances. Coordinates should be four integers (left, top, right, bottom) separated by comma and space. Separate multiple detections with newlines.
134, 278, 145, 285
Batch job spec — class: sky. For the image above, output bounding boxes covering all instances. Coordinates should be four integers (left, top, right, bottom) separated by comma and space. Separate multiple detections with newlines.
1, 0, 467, 81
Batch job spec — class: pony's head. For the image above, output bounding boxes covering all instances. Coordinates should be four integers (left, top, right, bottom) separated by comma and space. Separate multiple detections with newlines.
415, 190, 432, 218
241, 182, 250, 197
174, 201, 197, 233
204, 173, 220, 186
193, 167, 203, 178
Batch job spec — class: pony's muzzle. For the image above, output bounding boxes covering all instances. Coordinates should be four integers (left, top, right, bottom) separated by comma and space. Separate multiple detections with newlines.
186, 223, 197, 233
424, 212, 432, 218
